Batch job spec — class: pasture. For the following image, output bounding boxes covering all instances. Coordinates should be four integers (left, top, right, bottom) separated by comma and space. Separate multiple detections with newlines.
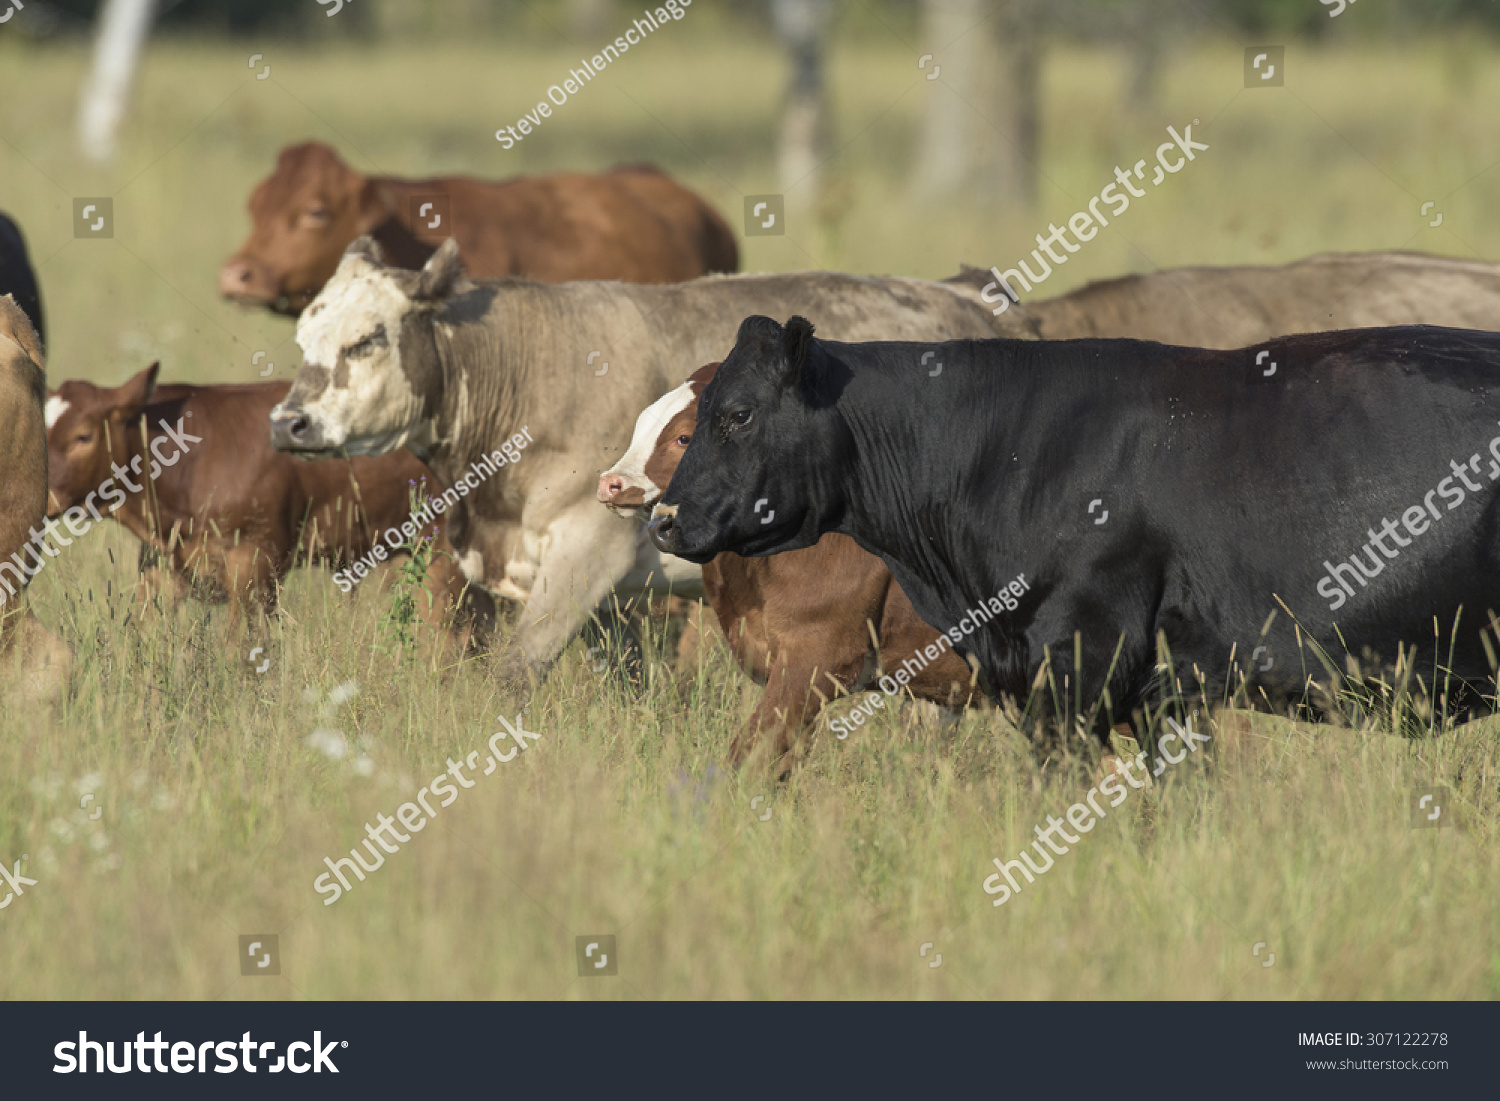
1, 34, 1499, 999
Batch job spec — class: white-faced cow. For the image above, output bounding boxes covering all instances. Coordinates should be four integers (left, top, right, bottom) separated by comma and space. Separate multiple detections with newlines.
267, 238, 1003, 681
651, 317, 1500, 739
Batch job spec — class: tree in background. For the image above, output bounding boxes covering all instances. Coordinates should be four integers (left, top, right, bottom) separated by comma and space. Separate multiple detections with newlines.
770, 0, 836, 213
912, 0, 1041, 206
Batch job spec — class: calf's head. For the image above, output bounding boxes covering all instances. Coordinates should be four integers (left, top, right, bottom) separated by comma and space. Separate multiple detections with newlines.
648, 316, 850, 563
597, 362, 719, 511
270, 236, 462, 459
219, 142, 396, 315
45, 364, 158, 517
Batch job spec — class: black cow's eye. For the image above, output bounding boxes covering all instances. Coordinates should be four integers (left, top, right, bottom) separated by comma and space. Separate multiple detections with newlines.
730, 410, 752, 427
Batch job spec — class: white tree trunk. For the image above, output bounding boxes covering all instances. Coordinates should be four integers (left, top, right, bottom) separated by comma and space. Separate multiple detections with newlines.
78, 0, 154, 165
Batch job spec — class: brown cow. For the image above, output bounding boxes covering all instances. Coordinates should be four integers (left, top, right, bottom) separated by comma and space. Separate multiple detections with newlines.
599, 363, 980, 767
219, 141, 738, 314
0, 295, 70, 697
44, 365, 492, 646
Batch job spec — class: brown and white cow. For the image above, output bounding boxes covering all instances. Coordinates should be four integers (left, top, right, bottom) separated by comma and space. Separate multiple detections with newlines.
45, 365, 492, 645
600, 363, 979, 766
219, 141, 738, 315
0, 294, 70, 697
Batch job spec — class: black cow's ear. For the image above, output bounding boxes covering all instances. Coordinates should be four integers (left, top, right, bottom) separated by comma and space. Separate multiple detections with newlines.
413, 238, 464, 302
782, 315, 816, 395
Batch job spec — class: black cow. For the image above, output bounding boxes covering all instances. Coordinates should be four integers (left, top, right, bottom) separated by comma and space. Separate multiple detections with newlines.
0, 213, 44, 351
649, 316, 1500, 735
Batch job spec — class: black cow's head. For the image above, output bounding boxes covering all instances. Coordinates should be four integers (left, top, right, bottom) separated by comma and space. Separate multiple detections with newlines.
648, 314, 851, 563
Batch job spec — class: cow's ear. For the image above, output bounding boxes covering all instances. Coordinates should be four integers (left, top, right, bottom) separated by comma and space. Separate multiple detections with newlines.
344, 235, 385, 267
356, 179, 397, 234
412, 238, 464, 302
0, 293, 42, 368
782, 315, 817, 395
111, 362, 159, 421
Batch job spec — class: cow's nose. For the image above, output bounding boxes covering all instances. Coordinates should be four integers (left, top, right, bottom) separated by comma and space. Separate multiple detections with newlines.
218, 257, 272, 302
597, 472, 624, 504
268, 406, 315, 451
647, 512, 677, 553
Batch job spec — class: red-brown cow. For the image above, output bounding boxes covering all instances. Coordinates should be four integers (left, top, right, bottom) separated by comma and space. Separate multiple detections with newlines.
598, 363, 981, 767
45, 365, 492, 646
219, 141, 738, 314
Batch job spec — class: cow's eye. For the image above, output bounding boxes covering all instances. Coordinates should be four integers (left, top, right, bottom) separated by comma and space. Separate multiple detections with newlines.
729, 410, 752, 428
344, 326, 389, 358
302, 206, 332, 226
74, 431, 93, 445
675, 435, 691, 447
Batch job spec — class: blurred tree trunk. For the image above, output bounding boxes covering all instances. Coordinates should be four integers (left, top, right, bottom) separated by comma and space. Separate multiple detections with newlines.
370, 0, 489, 37
770, 0, 835, 212
913, 0, 1039, 207
1123, 0, 1170, 110
78, 0, 155, 164
567, 0, 613, 39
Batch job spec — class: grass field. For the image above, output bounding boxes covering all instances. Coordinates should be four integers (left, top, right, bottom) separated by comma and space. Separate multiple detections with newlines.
1, 33, 1499, 999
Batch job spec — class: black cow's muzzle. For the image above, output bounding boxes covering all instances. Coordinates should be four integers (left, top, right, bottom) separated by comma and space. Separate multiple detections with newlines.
647, 507, 680, 554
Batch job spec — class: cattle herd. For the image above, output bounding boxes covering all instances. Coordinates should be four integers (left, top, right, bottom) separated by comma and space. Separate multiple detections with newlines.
7, 142, 1500, 766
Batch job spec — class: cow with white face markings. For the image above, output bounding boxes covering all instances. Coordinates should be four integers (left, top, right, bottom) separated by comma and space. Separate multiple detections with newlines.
269, 237, 1003, 680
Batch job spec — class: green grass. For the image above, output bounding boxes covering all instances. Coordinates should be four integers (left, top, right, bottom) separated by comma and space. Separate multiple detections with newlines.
1, 35, 1499, 999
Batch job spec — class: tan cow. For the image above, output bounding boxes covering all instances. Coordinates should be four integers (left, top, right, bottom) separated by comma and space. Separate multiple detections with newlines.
219, 141, 738, 315
947, 251, 1500, 346
0, 295, 70, 697
267, 240, 1003, 682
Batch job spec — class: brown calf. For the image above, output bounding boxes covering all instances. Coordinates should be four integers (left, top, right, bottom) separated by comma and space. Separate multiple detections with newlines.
219, 141, 738, 314
599, 364, 981, 767
45, 365, 491, 644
